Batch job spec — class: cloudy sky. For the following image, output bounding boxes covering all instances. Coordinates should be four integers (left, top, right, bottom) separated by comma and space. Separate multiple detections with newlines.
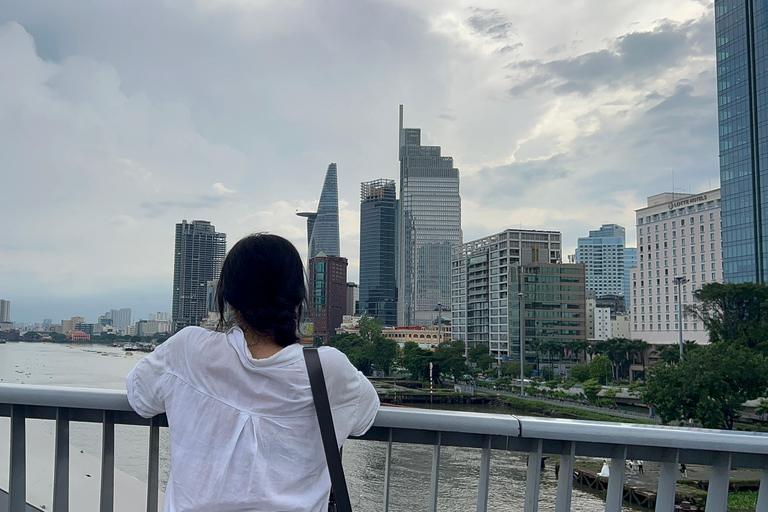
1, 0, 718, 324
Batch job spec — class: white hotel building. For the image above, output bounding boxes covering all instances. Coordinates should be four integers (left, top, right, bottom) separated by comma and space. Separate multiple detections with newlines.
629, 189, 722, 345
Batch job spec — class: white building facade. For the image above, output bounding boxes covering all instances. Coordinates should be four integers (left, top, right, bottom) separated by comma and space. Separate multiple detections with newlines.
629, 189, 722, 345
593, 307, 612, 340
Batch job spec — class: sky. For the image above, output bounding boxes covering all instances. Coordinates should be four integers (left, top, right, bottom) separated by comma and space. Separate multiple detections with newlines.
0, 0, 719, 324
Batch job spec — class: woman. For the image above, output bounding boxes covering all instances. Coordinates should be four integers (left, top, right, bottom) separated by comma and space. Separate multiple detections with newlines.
126, 234, 380, 511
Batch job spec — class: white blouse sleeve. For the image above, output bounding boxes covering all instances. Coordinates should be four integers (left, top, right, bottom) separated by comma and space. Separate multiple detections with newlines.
350, 370, 380, 437
126, 337, 172, 418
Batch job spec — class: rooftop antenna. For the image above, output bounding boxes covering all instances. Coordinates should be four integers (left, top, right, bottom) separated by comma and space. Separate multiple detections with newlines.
672, 169, 675, 198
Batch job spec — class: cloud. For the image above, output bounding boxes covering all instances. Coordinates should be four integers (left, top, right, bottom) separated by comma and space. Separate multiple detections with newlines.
0, 0, 718, 323
466, 8, 515, 40
507, 15, 713, 96
213, 182, 236, 194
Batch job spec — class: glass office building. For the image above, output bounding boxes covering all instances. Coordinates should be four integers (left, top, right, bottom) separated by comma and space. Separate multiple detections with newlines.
359, 179, 398, 326
297, 163, 340, 261
398, 106, 462, 326
715, 0, 768, 283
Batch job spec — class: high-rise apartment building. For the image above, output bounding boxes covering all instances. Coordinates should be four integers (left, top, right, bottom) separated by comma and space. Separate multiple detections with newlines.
359, 179, 398, 326
623, 247, 638, 311
110, 308, 132, 333
309, 253, 348, 344
346, 282, 359, 316
0, 300, 9, 323
451, 229, 564, 359
297, 163, 340, 261
172, 220, 226, 332
575, 224, 633, 312
398, 106, 462, 326
630, 189, 722, 345
715, 1, 768, 283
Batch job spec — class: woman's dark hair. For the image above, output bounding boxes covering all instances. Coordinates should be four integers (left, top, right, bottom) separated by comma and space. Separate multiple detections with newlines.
216, 234, 306, 347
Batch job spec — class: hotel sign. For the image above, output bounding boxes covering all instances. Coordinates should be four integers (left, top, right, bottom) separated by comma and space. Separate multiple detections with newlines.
668, 194, 707, 210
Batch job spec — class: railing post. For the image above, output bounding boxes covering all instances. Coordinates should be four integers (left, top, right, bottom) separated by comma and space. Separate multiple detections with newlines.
705, 452, 731, 512
53, 407, 70, 512
428, 431, 441, 512
9, 405, 26, 512
382, 428, 393, 512
757, 461, 768, 512
654, 449, 678, 512
146, 415, 161, 512
555, 441, 575, 512
476, 435, 492, 512
100, 410, 115, 512
605, 445, 627, 512
524, 438, 543, 512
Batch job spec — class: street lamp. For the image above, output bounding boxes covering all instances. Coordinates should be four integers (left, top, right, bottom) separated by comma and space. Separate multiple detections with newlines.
518, 291, 525, 396
437, 302, 442, 346
673, 276, 688, 360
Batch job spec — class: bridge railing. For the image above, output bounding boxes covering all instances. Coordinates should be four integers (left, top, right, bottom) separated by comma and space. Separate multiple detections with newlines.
1, 383, 768, 512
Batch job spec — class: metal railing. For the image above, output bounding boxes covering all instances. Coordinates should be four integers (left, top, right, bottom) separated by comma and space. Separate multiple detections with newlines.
2, 383, 768, 512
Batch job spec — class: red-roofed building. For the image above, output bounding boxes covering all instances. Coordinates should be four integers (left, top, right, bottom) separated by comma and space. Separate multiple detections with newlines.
66, 330, 90, 341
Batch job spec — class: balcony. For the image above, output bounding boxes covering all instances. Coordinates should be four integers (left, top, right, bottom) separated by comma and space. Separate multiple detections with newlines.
1, 383, 768, 512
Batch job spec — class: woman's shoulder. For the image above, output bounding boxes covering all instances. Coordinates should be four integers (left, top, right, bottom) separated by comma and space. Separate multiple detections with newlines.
315, 346, 353, 368
160, 326, 227, 359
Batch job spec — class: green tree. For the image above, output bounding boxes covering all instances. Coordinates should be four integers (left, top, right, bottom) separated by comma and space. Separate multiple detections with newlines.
688, 282, 768, 350
432, 339, 468, 381
570, 364, 591, 382
582, 379, 601, 404
755, 398, 768, 419
358, 317, 399, 375
400, 342, 433, 381
589, 355, 613, 385
327, 332, 373, 375
643, 343, 768, 429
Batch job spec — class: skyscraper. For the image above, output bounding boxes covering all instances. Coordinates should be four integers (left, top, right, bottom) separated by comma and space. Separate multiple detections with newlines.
359, 179, 398, 326
715, 1, 768, 283
172, 220, 226, 332
110, 308, 132, 334
398, 106, 462, 326
575, 224, 629, 310
297, 163, 340, 261
309, 253, 348, 344
0, 300, 9, 323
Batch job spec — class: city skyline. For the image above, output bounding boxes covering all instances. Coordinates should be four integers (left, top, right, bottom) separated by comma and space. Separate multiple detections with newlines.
1, 1, 719, 323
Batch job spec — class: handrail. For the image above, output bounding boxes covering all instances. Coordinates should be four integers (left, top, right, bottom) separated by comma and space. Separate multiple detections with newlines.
2, 383, 768, 512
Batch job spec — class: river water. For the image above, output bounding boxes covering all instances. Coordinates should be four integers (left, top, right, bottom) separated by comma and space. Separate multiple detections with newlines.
0, 342, 626, 511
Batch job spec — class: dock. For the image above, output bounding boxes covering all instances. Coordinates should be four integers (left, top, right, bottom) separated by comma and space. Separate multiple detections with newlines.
573, 461, 762, 510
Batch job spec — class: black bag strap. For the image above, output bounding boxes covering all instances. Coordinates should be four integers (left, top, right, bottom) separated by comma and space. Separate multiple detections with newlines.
304, 347, 352, 512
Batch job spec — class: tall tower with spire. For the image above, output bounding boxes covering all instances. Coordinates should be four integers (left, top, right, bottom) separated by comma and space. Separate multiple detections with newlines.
297, 163, 341, 260
397, 106, 462, 326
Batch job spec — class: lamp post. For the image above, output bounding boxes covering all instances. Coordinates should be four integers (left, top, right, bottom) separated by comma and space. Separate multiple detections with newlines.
437, 302, 442, 346
518, 291, 525, 396
673, 276, 688, 360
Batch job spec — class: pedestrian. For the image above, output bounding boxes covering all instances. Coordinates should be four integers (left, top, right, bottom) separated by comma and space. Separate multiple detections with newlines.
638, 460, 644, 475
679, 463, 687, 478
126, 234, 380, 511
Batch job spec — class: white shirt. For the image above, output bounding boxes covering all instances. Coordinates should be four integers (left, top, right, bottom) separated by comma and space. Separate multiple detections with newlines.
126, 326, 380, 512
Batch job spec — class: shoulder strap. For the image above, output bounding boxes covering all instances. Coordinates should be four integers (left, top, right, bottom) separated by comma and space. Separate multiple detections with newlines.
304, 347, 352, 512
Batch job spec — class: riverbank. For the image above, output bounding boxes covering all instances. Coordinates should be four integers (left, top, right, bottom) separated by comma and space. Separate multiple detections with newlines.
493, 394, 656, 424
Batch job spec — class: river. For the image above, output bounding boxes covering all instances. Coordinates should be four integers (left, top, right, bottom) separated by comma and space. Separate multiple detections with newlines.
0, 342, 626, 511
